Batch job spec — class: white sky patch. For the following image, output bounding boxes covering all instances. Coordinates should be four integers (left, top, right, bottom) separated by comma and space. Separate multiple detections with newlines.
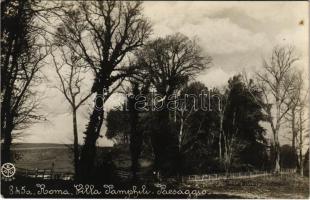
197, 67, 235, 88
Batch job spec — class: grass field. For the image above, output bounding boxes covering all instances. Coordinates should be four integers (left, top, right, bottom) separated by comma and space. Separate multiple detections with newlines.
8, 143, 309, 198
3, 174, 307, 198
11, 143, 152, 173
181, 174, 309, 198
11, 143, 74, 173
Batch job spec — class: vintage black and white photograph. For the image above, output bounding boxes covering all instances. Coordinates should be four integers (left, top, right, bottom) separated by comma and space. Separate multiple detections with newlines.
1, 0, 309, 199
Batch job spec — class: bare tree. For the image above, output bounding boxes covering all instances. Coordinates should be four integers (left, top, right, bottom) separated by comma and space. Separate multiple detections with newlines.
54, 1, 152, 179
216, 87, 229, 163
284, 71, 304, 170
294, 74, 309, 176
297, 102, 308, 176
1, 0, 53, 163
177, 99, 193, 152
223, 111, 239, 173
217, 84, 239, 173
51, 46, 92, 177
176, 82, 206, 152
247, 46, 299, 172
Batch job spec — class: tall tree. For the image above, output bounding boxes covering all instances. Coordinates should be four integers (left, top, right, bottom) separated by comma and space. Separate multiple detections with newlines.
54, 1, 152, 180
216, 87, 229, 164
135, 33, 211, 172
176, 82, 221, 175
51, 47, 92, 177
284, 71, 304, 170
127, 81, 150, 181
177, 82, 206, 152
248, 46, 299, 172
222, 75, 267, 172
106, 80, 150, 180
1, 0, 52, 163
296, 83, 309, 176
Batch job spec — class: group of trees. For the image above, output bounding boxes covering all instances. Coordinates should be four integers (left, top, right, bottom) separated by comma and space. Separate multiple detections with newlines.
107, 75, 269, 176
245, 46, 309, 175
52, 1, 152, 180
1, 0, 55, 163
107, 46, 309, 178
1, 0, 309, 182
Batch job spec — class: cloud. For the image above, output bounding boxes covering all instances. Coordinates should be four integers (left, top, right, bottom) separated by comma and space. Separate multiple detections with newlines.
144, 1, 308, 65
17, 1, 308, 146
179, 18, 270, 55
197, 67, 235, 88
145, 2, 271, 55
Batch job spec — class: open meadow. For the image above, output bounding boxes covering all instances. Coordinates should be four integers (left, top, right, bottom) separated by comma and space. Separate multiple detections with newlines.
5, 143, 308, 199
180, 174, 309, 198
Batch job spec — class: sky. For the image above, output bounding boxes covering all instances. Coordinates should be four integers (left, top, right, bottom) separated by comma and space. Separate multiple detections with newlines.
16, 1, 309, 147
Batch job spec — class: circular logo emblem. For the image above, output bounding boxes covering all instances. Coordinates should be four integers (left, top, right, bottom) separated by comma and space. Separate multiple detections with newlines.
1, 163, 16, 178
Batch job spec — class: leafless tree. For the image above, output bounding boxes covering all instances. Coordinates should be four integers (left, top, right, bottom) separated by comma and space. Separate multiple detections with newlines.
297, 100, 309, 176
215, 87, 239, 173
51, 46, 93, 177
216, 87, 229, 162
284, 71, 304, 170
1, 0, 55, 163
222, 110, 242, 174
246, 46, 299, 172
289, 72, 309, 176
54, 0, 152, 179
176, 82, 206, 152
177, 99, 194, 152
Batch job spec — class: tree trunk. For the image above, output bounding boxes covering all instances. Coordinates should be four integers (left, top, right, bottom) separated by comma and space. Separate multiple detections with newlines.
219, 113, 223, 161
1, 13, 22, 165
273, 128, 281, 173
299, 147, 303, 176
1, 89, 13, 164
224, 138, 229, 174
291, 109, 296, 149
299, 110, 303, 176
1, 125, 13, 164
178, 117, 184, 152
290, 108, 299, 171
151, 107, 170, 172
130, 122, 142, 182
2, 118, 13, 164
79, 88, 105, 181
273, 97, 281, 173
129, 87, 141, 181
72, 108, 79, 178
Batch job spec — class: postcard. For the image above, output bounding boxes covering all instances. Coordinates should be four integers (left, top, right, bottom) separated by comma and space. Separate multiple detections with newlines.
1, 0, 309, 199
